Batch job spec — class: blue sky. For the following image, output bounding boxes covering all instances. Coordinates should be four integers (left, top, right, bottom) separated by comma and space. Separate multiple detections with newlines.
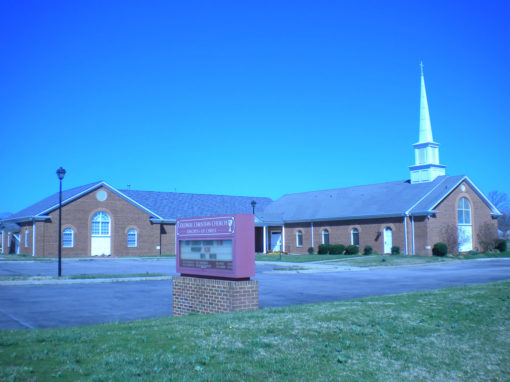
1, 0, 509, 214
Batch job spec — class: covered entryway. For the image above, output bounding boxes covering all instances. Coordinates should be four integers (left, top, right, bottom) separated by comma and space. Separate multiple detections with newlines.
383, 227, 393, 254
91, 212, 111, 256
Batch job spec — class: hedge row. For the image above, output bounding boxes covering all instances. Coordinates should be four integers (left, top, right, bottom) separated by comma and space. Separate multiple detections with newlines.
317, 244, 361, 255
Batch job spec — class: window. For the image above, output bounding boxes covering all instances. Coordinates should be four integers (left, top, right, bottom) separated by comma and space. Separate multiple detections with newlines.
322, 229, 329, 245
92, 212, 110, 236
296, 230, 303, 247
457, 197, 471, 225
127, 229, 138, 247
25, 229, 29, 247
63, 228, 74, 248
351, 228, 359, 246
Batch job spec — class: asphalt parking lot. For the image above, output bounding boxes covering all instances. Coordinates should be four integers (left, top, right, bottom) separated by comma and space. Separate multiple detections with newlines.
1, 257, 509, 330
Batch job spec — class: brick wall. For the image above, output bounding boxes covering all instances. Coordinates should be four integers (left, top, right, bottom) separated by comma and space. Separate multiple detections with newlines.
285, 217, 407, 255
172, 276, 259, 316
428, 181, 497, 253
35, 186, 174, 257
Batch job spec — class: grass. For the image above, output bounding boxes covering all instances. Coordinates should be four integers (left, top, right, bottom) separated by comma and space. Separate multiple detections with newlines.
1, 281, 509, 381
0, 273, 168, 281
256, 251, 510, 267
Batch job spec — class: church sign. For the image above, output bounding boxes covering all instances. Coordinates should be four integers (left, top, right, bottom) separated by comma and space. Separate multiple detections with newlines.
176, 214, 255, 279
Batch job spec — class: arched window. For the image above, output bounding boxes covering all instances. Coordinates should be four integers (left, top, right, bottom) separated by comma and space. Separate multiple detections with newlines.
457, 197, 473, 252
63, 228, 74, 248
457, 197, 471, 225
127, 229, 138, 248
322, 229, 329, 245
296, 230, 303, 247
92, 212, 110, 236
351, 228, 359, 246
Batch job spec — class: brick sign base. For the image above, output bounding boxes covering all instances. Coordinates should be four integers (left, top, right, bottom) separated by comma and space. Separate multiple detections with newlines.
172, 276, 259, 316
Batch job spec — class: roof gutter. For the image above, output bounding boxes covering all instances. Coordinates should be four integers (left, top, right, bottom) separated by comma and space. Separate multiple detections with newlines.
1, 216, 50, 224
150, 218, 177, 224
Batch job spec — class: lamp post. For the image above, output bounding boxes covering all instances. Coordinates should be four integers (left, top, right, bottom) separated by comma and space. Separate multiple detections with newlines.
56, 167, 66, 277
251, 200, 256, 215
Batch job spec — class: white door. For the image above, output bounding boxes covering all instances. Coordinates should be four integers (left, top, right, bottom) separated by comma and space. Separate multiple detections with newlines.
91, 212, 111, 256
383, 227, 393, 254
271, 232, 282, 252
458, 226, 472, 252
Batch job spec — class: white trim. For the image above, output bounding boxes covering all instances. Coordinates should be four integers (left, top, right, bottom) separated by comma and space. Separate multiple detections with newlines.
411, 216, 415, 255
282, 225, 286, 252
321, 229, 329, 245
25, 228, 29, 248
32, 223, 36, 257
38, 181, 165, 220
63, 228, 74, 248
405, 176, 449, 215
350, 228, 359, 246
404, 216, 408, 255
296, 230, 303, 247
127, 229, 138, 248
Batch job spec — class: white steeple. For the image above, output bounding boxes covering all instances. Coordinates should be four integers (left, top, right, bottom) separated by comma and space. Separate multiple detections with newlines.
409, 62, 446, 184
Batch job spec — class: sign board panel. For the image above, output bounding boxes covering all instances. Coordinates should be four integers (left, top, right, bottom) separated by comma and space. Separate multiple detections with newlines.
176, 214, 254, 279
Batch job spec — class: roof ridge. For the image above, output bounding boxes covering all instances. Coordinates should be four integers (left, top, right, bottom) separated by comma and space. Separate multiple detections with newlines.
121, 189, 272, 199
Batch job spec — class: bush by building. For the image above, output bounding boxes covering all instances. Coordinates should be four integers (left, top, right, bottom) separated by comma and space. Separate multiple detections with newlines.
432, 242, 448, 257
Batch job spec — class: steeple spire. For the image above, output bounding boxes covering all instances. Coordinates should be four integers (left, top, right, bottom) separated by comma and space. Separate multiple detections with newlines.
419, 61, 433, 143
409, 62, 446, 184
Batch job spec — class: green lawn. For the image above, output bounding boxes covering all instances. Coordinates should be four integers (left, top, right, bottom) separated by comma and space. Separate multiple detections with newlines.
1, 281, 509, 381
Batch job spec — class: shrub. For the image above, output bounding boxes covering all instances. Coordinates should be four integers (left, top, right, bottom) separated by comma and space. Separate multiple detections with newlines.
495, 239, 507, 252
345, 245, 359, 255
318, 244, 330, 255
468, 250, 479, 256
307, 247, 314, 254
391, 246, 400, 255
363, 245, 373, 255
329, 244, 345, 254
432, 242, 448, 257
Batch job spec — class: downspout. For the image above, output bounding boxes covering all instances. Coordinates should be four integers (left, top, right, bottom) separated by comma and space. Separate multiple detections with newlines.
32, 219, 36, 257
404, 215, 408, 256
159, 224, 162, 256
411, 216, 415, 255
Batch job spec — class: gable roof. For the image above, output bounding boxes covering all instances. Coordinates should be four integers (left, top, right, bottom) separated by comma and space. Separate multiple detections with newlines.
120, 189, 273, 221
258, 175, 499, 223
5, 181, 105, 222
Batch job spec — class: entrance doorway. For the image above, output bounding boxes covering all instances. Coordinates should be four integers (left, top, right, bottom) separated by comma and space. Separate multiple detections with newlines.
91, 212, 111, 256
270, 231, 282, 252
383, 227, 393, 254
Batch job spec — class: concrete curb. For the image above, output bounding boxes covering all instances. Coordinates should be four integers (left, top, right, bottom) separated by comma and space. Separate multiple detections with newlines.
0, 276, 173, 286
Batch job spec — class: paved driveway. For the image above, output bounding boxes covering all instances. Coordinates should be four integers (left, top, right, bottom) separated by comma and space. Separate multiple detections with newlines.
0, 258, 509, 330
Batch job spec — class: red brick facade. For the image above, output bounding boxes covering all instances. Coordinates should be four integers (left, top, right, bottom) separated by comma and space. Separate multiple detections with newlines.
281, 181, 497, 255
16, 186, 176, 257
172, 276, 259, 316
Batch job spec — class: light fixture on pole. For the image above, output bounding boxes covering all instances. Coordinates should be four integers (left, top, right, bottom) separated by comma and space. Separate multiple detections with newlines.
251, 200, 256, 215
56, 167, 66, 277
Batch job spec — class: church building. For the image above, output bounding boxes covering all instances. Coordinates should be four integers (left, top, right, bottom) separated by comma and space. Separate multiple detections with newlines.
0, 68, 501, 257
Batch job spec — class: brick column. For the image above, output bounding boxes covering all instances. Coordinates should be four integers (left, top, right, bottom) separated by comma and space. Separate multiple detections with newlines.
172, 276, 259, 316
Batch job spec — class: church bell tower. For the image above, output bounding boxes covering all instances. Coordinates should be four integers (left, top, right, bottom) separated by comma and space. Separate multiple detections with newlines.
409, 63, 446, 184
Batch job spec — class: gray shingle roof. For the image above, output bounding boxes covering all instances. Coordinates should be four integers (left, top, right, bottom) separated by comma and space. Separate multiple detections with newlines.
120, 190, 273, 220
7, 181, 104, 221
259, 175, 469, 223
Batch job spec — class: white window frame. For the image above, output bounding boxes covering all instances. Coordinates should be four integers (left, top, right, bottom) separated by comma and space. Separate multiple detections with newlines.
296, 230, 303, 247
457, 197, 471, 225
322, 229, 329, 245
127, 229, 138, 248
92, 212, 111, 236
351, 228, 359, 246
25, 229, 29, 247
63, 228, 74, 248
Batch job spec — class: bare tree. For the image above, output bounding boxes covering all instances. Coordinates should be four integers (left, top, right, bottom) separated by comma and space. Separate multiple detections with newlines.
440, 223, 459, 255
488, 191, 510, 235
477, 221, 498, 252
